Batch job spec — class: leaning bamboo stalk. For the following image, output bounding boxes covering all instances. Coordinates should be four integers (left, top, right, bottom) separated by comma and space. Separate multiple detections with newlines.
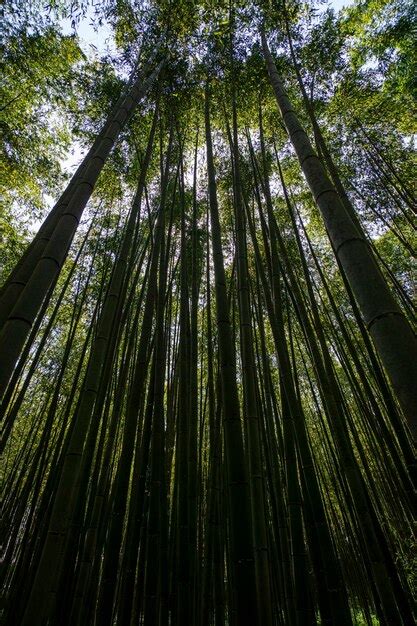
0, 44, 163, 327
0, 59, 164, 402
0, 64, 139, 328
261, 31, 417, 439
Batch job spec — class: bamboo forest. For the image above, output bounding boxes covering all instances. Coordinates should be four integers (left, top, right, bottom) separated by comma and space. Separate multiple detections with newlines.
0, 0, 416, 624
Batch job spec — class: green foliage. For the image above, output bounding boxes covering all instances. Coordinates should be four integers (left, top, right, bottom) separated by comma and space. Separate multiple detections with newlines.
341, 0, 416, 133
0, 205, 29, 285
0, 25, 83, 217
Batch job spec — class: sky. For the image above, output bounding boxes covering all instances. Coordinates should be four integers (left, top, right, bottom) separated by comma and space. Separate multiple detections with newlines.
330, 0, 355, 10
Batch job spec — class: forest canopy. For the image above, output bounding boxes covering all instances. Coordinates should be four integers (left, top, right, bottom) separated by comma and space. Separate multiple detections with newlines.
0, 0, 416, 625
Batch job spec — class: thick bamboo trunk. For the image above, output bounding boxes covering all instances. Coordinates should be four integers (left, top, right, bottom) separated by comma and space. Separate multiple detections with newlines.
0, 48, 160, 325
261, 31, 417, 439
0, 60, 164, 402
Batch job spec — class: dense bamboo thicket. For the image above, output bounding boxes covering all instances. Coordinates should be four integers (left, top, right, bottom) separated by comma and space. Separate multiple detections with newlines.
1, 1, 416, 624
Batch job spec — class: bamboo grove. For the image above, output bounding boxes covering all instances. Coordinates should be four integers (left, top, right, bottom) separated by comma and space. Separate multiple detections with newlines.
1, 1, 416, 624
